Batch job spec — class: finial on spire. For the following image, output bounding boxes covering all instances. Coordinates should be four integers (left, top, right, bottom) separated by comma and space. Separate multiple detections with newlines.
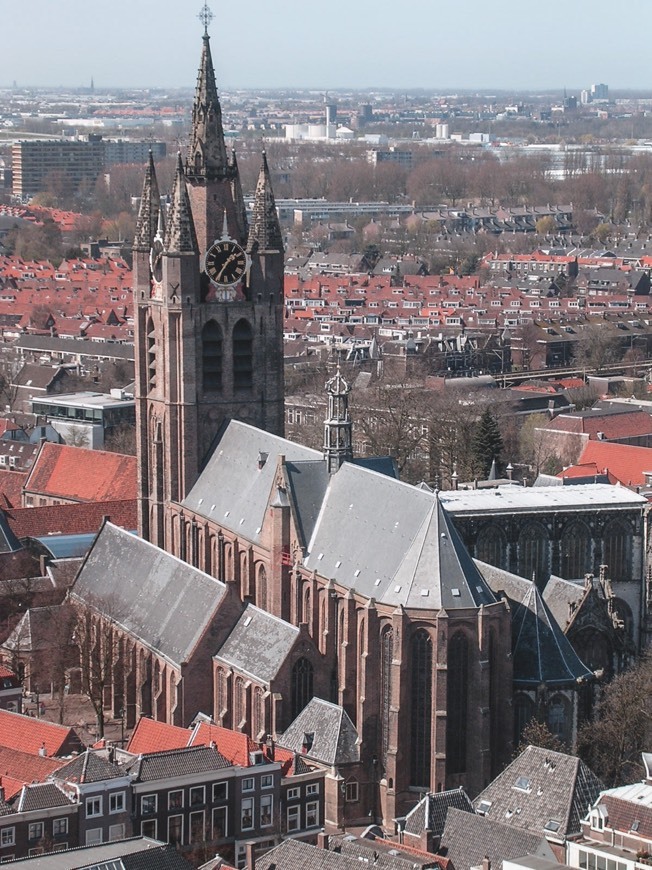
198, 3, 214, 35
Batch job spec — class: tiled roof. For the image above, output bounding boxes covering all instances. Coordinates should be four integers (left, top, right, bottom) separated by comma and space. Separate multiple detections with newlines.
600, 792, 652, 838
0, 746, 64, 797
54, 749, 124, 783
13, 782, 74, 812
278, 698, 360, 766
573, 440, 652, 487
0, 708, 83, 757
403, 787, 474, 837
127, 717, 191, 755
474, 745, 603, 839
7, 498, 137, 539
0, 470, 27, 508
127, 745, 230, 781
24, 442, 136, 503
545, 409, 652, 440
189, 722, 258, 767
214, 604, 299, 684
256, 839, 431, 870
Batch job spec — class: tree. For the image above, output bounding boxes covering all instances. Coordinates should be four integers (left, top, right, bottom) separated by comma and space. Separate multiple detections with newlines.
578, 654, 652, 786
535, 215, 557, 235
517, 718, 564, 756
472, 408, 503, 478
518, 412, 566, 479
573, 324, 621, 372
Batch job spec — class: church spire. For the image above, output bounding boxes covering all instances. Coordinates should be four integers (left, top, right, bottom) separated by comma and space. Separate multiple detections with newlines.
323, 363, 353, 474
247, 151, 283, 253
133, 151, 160, 252
230, 149, 249, 241
186, 26, 229, 181
165, 153, 198, 254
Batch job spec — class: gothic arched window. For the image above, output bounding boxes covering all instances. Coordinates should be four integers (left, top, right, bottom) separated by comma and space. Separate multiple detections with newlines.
603, 520, 631, 582
253, 686, 265, 739
410, 629, 432, 788
234, 676, 245, 728
561, 521, 592, 579
202, 320, 223, 392
257, 564, 267, 610
233, 319, 253, 389
380, 627, 394, 773
291, 657, 313, 719
476, 524, 507, 569
518, 523, 550, 587
547, 693, 572, 745
446, 632, 469, 775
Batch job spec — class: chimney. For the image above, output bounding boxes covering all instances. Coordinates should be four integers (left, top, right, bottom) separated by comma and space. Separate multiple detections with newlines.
318, 831, 329, 850
39, 743, 47, 757
482, 858, 491, 870
245, 842, 256, 870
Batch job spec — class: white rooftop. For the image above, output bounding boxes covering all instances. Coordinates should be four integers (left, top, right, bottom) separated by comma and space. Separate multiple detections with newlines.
34, 391, 134, 409
599, 782, 652, 807
440, 484, 647, 515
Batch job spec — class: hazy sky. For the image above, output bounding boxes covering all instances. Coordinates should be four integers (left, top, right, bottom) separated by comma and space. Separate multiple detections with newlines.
3, 0, 650, 92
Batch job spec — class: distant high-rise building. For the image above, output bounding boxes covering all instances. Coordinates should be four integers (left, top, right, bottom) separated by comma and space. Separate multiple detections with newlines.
591, 82, 609, 101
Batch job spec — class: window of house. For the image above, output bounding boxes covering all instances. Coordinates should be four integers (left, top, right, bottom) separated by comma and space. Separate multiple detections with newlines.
260, 795, 273, 827
190, 786, 205, 806
53, 819, 68, 836
141, 820, 156, 839
28, 848, 44, 857
86, 797, 102, 818
242, 778, 254, 793
287, 787, 300, 800
306, 783, 319, 796
0, 829, 14, 847
213, 782, 228, 802
109, 824, 125, 842
85, 828, 102, 846
28, 822, 43, 842
167, 816, 183, 846
189, 811, 204, 843
287, 805, 300, 832
109, 792, 125, 814
345, 780, 359, 803
141, 795, 157, 815
169, 790, 183, 810
241, 798, 254, 831
261, 774, 273, 789
306, 801, 319, 828
212, 806, 228, 840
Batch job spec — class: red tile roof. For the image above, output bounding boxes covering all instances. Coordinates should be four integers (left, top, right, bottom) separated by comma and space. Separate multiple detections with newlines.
575, 440, 652, 487
0, 470, 27, 509
0, 746, 64, 797
127, 717, 191, 755
546, 410, 652, 440
189, 722, 258, 767
6, 498, 137, 539
601, 795, 652, 839
0, 709, 82, 757
24, 443, 136, 503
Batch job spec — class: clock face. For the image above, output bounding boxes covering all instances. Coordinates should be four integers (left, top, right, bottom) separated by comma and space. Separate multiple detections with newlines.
204, 239, 247, 287
149, 238, 164, 284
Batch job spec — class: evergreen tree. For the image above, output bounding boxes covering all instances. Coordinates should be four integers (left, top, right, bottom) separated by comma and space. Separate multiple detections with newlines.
472, 408, 504, 479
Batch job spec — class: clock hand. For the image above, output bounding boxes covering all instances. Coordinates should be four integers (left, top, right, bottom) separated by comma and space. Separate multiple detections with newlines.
216, 253, 238, 280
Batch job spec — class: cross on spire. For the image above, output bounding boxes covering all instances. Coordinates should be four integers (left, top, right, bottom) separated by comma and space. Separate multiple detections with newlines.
198, 3, 214, 35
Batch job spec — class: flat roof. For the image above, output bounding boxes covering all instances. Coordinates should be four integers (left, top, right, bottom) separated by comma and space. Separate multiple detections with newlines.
440, 483, 647, 515
32, 392, 134, 409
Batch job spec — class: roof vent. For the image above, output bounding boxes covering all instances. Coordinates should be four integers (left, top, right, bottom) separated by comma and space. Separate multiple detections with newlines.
301, 732, 314, 754
258, 451, 268, 470
451, 588, 461, 597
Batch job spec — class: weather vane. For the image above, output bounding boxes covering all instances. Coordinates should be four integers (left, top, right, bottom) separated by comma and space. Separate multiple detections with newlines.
198, 3, 214, 34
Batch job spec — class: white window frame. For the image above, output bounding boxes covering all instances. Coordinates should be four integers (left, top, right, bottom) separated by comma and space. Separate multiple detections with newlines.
168, 789, 184, 811
140, 819, 157, 839
241, 797, 254, 831
0, 829, 14, 847
212, 806, 228, 840
52, 818, 68, 836
261, 774, 273, 789
345, 780, 359, 803
109, 792, 125, 814
242, 777, 254, 793
306, 800, 319, 828
287, 805, 300, 832
306, 783, 319, 796
287, 787, 300, 800
28, 822, 44, 842
168, 815, 183, 846
260, 794, 273, 828
85, 828, 102, 846
86, 797, 102, 818
141, 794, 157, 815
108, 823, 125, 842
189, 785, 205, 807
189, 810, 205, 843
212, 782, 228, 802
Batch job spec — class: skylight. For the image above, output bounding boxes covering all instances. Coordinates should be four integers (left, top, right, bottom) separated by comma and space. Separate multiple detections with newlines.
513, 776, 531, 792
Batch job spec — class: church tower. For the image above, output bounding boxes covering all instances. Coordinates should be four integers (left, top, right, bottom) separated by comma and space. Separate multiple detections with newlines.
133, 16, 285, 548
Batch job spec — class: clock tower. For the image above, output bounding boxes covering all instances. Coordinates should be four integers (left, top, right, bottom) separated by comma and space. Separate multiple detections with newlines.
133, 10, 285, 549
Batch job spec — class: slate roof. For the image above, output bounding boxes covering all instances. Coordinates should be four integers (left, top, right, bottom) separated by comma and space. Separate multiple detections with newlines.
474, 745, 604, 839
2, 837, 192, 870
278, 698, 359, 766
13, 782, 75, 813
0, 708, 82, 757
4, 605, 73, 654
511, 581, 594, 686
24, 442, 136, 503
126, 745, 231, 781
440, 807, 555, 870
54, 749, 124, 784
403, 787, 474, 837
214, 604, 299, 684
71, 522, 226, 667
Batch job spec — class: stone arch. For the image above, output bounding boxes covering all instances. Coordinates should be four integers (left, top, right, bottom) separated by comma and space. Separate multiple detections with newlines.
202, 320, 223, 392
560, 520, 592, 579
233, 319, 253, 389
518, 522, 551, 587
410, 628, 433, 788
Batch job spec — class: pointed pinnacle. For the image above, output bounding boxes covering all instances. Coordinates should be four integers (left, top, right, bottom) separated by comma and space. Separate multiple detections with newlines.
165, 153, 198, 254
133, 151, 160, 251
247, 151, 283, 253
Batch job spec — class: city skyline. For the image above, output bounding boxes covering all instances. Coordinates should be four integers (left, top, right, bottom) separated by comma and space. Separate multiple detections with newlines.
2, 0, 651, 92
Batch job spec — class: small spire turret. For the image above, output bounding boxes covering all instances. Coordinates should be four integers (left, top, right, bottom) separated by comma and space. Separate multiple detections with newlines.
165, 153, 198, 254
133, 152, 160, 252
247, 151, 283, 254
230, 149, 249, 242
323, 363, 353, 474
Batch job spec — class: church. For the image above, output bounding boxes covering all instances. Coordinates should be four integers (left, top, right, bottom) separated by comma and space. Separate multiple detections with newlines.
67, 21, 630, 832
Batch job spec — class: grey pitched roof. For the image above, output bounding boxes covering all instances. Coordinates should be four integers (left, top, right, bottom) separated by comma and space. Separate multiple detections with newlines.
403, 787, 474, 837
473, 744, 604, 839
126, 745, 230, 782
512, 581, 593, 686
256, 839, 432, 870
278, 698, 359, 766
54, 749, 123, 784
542, 576, 586, 632
2, 838, 192, 870
286, 460, 330, 549
214, 604, 299, 684
14, 782, 74, 813
3, 605, 70, 653
0, 509, 22, 554
305, 467, 496, 610
182, 420, 321, 544
441, 807, 555, 870
71, 523, 226, 667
